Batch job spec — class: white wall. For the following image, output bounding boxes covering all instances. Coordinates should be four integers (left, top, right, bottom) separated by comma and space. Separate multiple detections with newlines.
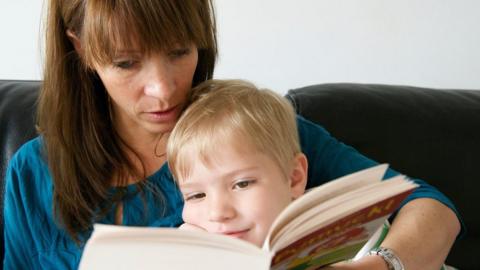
0, 0, 44, 81
1, 0, 479, 93
214, 0, 480, 92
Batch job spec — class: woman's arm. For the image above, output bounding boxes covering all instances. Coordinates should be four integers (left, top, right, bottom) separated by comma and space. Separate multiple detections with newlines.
379, 198, 460, 269
324, 198, 460, 270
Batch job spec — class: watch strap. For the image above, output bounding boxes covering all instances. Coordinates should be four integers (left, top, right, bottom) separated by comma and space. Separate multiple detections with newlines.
367, 247, 405, 270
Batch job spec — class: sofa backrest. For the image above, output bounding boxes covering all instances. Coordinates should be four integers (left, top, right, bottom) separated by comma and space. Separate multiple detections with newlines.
286, 83, 480, 269
0, 80, 40, 262
1, 80, 478, 269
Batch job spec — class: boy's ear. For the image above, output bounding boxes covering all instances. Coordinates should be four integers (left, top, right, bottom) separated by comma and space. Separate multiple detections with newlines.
66, 29, 83, 55
289, 153, 308, 200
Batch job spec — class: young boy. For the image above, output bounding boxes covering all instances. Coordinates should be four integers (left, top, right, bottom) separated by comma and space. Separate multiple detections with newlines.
167, 79, 308, 247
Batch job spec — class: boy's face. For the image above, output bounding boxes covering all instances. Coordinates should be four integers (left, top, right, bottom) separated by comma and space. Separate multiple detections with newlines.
179, 145, 305, 247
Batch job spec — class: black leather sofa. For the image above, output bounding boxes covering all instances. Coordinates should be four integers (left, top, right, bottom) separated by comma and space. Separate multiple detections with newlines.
1, 80, 478, 269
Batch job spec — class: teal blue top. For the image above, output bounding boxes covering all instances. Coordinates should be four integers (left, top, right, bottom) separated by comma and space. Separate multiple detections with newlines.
3, 116, 464, 269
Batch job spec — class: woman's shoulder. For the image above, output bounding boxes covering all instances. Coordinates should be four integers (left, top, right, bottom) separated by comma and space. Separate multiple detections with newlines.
296, 115, 332, 138
11, 136, 43, 158
8, 137, 46, 169
295, 115, 342, 153
6, 136, 51, 193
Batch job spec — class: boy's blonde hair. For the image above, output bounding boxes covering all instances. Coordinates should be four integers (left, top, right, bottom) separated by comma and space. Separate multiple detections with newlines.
167, 79, 300, 181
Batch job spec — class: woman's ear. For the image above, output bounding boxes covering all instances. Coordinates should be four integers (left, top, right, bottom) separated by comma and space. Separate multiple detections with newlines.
289, 153, 308, 200
66, 29, 83, 55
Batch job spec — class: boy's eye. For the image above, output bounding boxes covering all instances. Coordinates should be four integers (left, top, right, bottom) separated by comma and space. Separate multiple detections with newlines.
184, 192, 206, 202
168, 48, 191, 58
233, 179, 256, 190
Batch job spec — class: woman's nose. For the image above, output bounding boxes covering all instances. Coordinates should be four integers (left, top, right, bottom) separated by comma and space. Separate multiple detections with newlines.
144, 57, 175, 99
208, 194, 236, 222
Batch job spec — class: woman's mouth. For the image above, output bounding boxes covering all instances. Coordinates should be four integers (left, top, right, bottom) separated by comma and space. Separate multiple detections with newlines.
145, 106, 179, 122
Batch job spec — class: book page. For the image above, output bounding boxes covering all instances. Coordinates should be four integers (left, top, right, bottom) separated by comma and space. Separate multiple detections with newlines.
79, 224, 272, 270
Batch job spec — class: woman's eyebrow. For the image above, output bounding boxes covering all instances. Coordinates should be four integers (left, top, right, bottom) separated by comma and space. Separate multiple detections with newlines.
113, 50, 141, 55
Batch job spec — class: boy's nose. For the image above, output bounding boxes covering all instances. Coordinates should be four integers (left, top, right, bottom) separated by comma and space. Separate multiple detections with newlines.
208, 194, 236, 222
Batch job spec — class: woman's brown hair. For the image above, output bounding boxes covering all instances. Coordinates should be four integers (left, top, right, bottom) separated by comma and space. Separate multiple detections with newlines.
38, 0, 217, 243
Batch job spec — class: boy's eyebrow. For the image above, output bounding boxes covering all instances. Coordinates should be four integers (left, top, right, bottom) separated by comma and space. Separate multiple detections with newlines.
222, 166, 260, 179
178, 166, 261, 189
177, 181, 197, 190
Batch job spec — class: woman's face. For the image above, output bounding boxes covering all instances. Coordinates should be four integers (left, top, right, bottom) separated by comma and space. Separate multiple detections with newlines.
95, 44, 198, 139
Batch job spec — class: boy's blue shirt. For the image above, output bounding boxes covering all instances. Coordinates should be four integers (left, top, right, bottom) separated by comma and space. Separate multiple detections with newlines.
3, 116, 464, 269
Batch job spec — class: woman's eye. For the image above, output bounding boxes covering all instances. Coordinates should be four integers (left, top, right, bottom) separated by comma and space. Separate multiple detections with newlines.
184, 192, 206, 201
168, 48, 190, 58
233, 179, 256, 190
113, 60, 137, 69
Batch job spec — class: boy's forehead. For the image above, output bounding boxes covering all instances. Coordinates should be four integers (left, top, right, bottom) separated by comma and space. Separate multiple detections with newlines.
177, 141, 258, 178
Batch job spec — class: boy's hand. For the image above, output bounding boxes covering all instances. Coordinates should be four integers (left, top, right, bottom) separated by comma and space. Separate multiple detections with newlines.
179, 223, 207, 232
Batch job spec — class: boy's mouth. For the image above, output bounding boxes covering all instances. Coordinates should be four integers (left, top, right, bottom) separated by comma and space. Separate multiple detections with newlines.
221, 229, 250, 238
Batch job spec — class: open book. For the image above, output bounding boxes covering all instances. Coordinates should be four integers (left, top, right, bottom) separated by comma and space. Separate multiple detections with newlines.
79, 164, 417, 270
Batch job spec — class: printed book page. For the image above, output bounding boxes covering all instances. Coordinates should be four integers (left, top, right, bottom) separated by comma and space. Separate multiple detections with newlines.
271, 176, 412, 250
271, 217, 387, 270
264, 164, 388, 248
268, 189, 415, 269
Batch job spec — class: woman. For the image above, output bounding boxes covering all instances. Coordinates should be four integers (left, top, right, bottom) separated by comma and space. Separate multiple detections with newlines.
3, 0, 461, 269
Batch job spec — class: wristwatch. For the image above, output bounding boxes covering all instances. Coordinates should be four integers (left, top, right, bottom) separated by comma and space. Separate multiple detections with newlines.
367, 247, 405, 270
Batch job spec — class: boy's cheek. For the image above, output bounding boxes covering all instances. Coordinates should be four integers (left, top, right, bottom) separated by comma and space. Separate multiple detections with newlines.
182, 205, 205, 228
